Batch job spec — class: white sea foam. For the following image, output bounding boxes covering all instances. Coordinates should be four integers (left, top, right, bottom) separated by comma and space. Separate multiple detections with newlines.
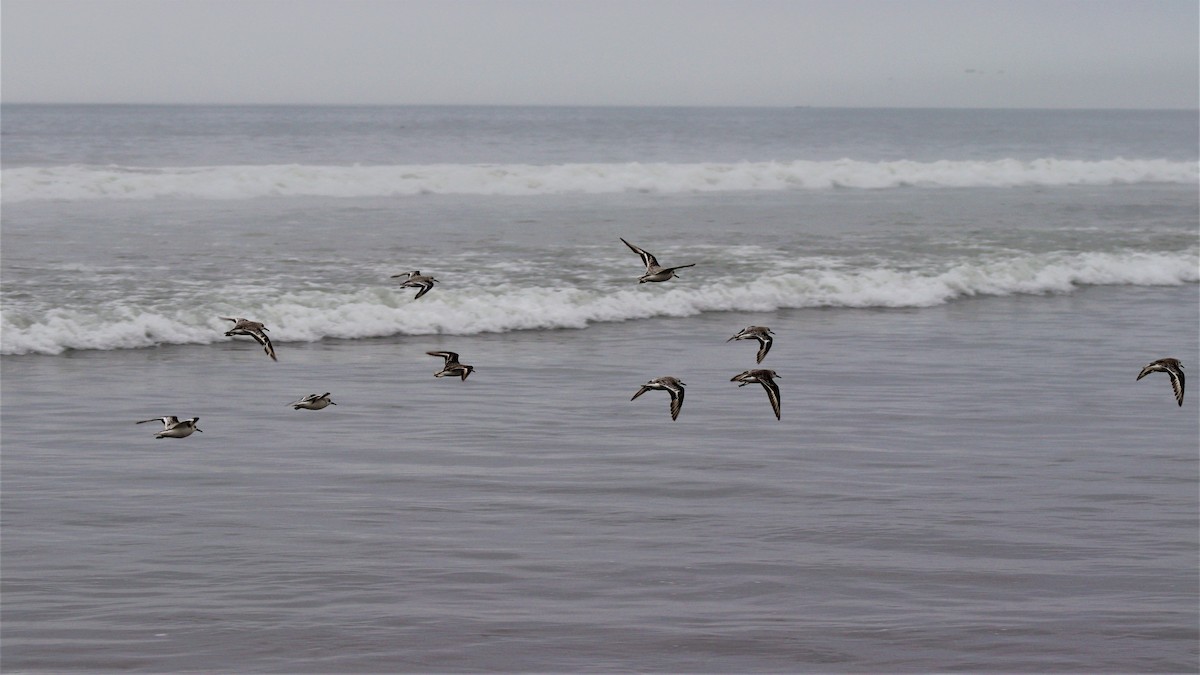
3, 158, 1195, 202
2, 250, 1195, 356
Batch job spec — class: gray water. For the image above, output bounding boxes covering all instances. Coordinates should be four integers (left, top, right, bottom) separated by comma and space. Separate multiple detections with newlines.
2, 105, 1197, 672
3, 283, 1197, 672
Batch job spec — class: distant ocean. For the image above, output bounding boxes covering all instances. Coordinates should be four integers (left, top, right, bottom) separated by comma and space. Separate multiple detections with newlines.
2, 105, 1197, 672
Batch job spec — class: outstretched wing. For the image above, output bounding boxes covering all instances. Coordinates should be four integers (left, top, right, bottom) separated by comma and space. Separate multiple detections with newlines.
620, 237, 659, 271
661, 263, 696, 275
411, 280, 436, 299
667, 386, 685, 421
427, 351, 459, 365
250, 330, 277, 361
630, 385, 652, 401
759, 377, 782, 420
1169, 368, 1185, 406
755, 333, 773, 363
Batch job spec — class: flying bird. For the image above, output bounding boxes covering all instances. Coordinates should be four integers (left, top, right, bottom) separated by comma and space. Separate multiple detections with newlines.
288, 393, 337, 410
731, 369, 782, 420
631, 376, 687, 420
221, 316, 276, 361
137, 416, 202, 439
391, 270, 439, 299
427, 350, 475, 381
1137, 358, 1185, 406
727, 325, 775, 363
620, 238, 696, 283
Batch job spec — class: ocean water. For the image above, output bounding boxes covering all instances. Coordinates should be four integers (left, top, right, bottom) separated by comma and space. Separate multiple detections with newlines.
2, 105, 1198, 673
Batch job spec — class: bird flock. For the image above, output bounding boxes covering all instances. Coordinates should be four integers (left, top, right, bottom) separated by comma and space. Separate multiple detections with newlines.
139, 239, 1187, 437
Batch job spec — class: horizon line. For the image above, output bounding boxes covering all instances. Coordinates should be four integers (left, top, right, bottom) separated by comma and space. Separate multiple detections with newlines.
2, 101, 1198, 113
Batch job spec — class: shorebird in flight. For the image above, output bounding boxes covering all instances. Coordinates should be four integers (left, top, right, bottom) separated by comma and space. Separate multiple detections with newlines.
137, 416, 203, 438
1137, 358, 1185, 406
631, 376, 687, 420
288, 393, 337, 410
391, 270, 439, 299
221, 317, 276, 361
731, 369, 782, 420
427, 350, 475, 381
620, 238, 696, 283
727, 326, 775, 364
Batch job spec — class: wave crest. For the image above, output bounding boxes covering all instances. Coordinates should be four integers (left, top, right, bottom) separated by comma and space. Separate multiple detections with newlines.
2, 250, 1195, 355
3, 158, 1195, 202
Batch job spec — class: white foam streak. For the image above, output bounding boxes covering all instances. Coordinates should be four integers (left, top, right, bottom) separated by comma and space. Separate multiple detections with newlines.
1, 308, 217, 355
3, 250, 1195, 356
4, 158, 1195, 202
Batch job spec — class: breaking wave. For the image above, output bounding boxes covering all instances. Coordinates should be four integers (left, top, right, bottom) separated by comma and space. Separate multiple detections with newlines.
3, 158, 1195, 202
3, 249, 1195, 355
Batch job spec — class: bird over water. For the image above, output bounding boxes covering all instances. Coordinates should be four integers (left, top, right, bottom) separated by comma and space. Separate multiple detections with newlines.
620, 238, 696, 283
391, 270, 439, 299
136, 416, 202, 439
730, 369, 782, 420
1137, 358, 1185, 406
289, 393, 337, 410
221, 316, 277, 361
727, 325, 775, 364
631, 376, 687, 421
428, 351, 475, 381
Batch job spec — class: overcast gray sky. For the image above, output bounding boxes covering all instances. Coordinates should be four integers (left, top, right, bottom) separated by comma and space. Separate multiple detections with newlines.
2, 0, 1196, 108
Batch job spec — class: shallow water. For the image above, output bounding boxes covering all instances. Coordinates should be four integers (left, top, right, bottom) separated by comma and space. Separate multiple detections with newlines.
3, 283, 1197, 672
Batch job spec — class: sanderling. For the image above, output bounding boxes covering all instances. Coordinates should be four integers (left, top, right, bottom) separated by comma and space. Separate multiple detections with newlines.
288, 393, 337, 410
731, 369, 782, 420
220, 316, 276, 361
137, 416, 202, 439
427, 350, 475, 381
631, 376, 687, 420
391, 270, 439, 299
1137, 358, 1185, 406
620, 238, 696, 283
727, 325, 774, 364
